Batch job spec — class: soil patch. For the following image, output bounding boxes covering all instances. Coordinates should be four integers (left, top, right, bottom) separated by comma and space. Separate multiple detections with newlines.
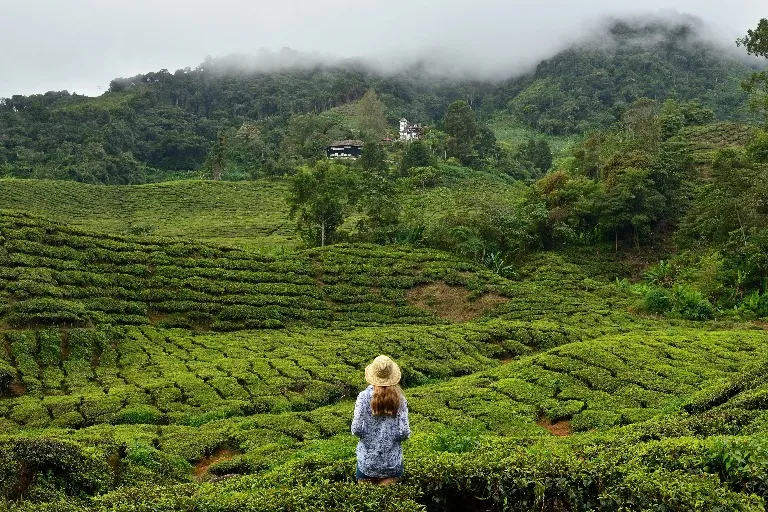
8, 380, 26, 397
406, 282, 507, 322
60, 329, 70, 360
147, 311, 169, 326
194, 448, 241, 482
537, 419, 571, 437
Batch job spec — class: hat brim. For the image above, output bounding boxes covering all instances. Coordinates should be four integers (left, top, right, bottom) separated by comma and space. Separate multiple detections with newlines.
365, 360, 401, 387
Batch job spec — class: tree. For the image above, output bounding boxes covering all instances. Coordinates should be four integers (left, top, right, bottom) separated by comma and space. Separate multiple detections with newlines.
206, 135, 226, 181
737, 19, 768, 126
619, 98, 661, 154
229, 123, 267, 178
288, 161, 359, 247
473, 125, 498, 163
737, 18, 768, 57
660, 99, 715, 139
276, 113, 351, 174
747, 130, 768, 163
535, 170, 605, 246
356, 89, 389, 139
358, 141, 400, 240
443, 100, 477, 165
400, 140, 432, 174
360, 141, 387, 174
599, 167, 665, 250
490, 146, 534, 180
423, 128, 449, 160
679, 148, 768, 248
517, 139, 553, 177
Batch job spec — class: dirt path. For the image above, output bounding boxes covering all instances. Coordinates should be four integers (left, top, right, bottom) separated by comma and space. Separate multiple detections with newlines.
193, 448, 240, 482
537, 419, 571, 437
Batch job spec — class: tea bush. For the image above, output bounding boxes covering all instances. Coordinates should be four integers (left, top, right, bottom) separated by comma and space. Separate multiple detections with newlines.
0, 212, 516, 330
2, 200, 768, 510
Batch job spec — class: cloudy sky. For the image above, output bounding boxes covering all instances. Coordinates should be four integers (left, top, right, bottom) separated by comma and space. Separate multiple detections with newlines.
0, 0, 763, 98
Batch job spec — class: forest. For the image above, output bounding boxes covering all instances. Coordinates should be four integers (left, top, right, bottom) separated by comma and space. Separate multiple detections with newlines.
0, 18, 759, 183
0, 13, 766, 512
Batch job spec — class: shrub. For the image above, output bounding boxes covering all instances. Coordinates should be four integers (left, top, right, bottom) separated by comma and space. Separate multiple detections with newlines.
643, 288, 672, 314
93, 482, 425, 512
543, 399, 585, 422
114, 405, 162, 425
0, 438, 113, 500
430, 426, 482, 454
758, 293, 768, 319
121, 442, 192, 485
709, 436, 768, 499
643, 260, 676, 286
672, 285, 714, 320
208, 455, 261, 476
571, 410, 622, 431
0, 360, 14, 394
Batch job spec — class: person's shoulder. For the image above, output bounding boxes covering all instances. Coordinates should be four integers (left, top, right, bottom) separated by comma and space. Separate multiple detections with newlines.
357, 385, 373, 400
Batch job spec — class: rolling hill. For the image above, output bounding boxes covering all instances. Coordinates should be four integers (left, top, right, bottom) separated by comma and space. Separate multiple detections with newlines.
1, 205, 768, 510
0, 12, 767, 512
0, 16, 760, 184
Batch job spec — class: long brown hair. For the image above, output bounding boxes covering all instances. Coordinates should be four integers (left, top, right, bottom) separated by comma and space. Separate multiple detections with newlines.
371, 385, 402, 416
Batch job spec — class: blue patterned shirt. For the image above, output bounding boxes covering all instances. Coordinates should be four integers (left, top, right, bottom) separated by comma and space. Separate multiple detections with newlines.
351, 385, 411, 478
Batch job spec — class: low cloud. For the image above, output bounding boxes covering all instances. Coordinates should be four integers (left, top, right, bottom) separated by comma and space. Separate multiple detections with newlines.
0, 1, 762, 97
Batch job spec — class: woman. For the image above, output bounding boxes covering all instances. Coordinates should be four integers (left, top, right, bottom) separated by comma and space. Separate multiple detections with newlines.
351, 355, 411, 485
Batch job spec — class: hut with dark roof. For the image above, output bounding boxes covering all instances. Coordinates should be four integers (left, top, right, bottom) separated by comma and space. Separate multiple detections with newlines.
327, 140, 365, 159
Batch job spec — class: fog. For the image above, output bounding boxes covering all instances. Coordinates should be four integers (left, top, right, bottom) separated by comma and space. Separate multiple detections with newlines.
0, 0, 763, 98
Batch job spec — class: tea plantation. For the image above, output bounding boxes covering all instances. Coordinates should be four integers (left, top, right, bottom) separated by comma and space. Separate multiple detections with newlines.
1, 207, 768, 511
0, 180, 295, 249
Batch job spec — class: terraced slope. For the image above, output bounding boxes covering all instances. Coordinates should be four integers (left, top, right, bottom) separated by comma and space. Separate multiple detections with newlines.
0, 179, 294, 249
2, 325, 767, 511
0, 322, 553, 430
3, 207, 768, 510
677, 122, 757, 171
0, 211, 509, 330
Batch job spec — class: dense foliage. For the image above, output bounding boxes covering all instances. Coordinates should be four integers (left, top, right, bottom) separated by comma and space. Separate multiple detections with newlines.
2, 208, 768, 510
0, 18, 759, 184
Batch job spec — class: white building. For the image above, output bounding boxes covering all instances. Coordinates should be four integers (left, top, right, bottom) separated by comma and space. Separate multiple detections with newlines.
399, 118, 423, 141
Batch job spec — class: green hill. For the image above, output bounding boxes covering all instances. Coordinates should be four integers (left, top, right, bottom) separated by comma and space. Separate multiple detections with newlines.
2, 206, 768, 510
0, 17, 759, 184
0, 179, 294, 249
1, 13, 768, 512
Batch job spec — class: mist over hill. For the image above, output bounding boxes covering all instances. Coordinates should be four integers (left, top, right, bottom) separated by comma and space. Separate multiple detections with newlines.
0, 14, 761, 184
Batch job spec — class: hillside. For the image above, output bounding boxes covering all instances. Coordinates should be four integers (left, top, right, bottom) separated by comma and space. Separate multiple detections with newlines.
2, 211, 768, 510
0, 169, 527, 250
0, 179, 294, 249
0, 17, 759, 184
0, 211, 520, 330
1, 12, 768, 512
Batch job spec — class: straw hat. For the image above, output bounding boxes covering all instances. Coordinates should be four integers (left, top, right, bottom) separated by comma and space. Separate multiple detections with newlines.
365, 355, 401, 387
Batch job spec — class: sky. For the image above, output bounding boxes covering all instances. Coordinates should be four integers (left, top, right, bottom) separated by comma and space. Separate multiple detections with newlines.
0, 0, 763, 98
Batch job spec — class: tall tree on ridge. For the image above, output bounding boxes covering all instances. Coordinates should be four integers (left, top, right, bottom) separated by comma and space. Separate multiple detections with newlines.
356, 89, 389, 139
288, 160, 359, 247
737, 18, 768, 126
443, 100, 477, 166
